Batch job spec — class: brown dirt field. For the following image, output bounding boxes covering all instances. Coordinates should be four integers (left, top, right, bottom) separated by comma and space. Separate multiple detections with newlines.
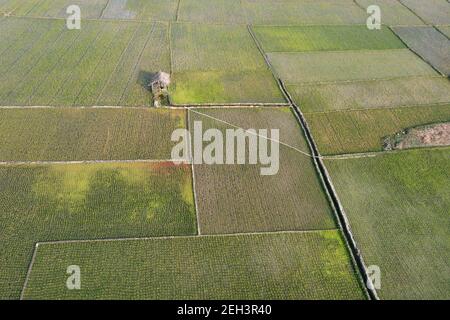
392, 123, 450, 150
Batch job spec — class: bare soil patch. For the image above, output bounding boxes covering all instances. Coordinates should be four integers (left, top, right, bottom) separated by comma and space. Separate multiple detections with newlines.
384, 122, 450, 150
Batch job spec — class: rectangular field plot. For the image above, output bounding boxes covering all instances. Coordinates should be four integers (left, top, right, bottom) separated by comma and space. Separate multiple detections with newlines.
0, 17, 170, 107
1, 0, 109, 18
190, 108, 335, 234
101, 0, 178, 21
178, 0, 247, 24
0, 108, 185, 161
243, 0, 366, 25
305, 104, 450, 155
325, 149, 450, 299
22, 231, 366, 299
400, 0, 450, 25
355, 0, 425, 26
289, 77, 450, 113
392, 26, 450, 76
0, 162, 196, 299
253, 25, 405, 52
268, 49, 438, 84
170, 23, 284, 104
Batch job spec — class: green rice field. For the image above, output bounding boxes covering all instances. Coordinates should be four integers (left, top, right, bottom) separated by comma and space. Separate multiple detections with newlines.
288, 77, 450, 113
0, 162, 196, 299
22, 231, 366, 300
190, 107, 335, 234
253, 25, 405, 52
0, 108, 185, 161
305, 104, 450, 155
325, 148, 450, 299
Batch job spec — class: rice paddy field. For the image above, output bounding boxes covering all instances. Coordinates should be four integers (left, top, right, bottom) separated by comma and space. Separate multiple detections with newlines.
0, 108, 184, 161
325, 148, 450, 300
305, 104, 450, 155
288, 77, 450, 113
22, 231, 366, 300
1, 0, 450, 301
392, 26, 450, 76
0, 162, 196, 299
190, 107, 335, 234
170, 23, 284, 104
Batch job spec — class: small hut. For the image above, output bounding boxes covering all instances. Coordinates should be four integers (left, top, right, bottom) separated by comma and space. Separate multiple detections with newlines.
150, 71, 171, 93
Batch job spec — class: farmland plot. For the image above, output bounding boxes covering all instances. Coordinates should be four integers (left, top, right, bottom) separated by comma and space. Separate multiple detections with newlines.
101, 0, 178, 21
325, 148, 450, 299
190, 108, 335, 234
0, 162, 196, 299
305, 104, 450, 155
0, 108, 185, 161
22, 231, 366, 299
355, 0, 424, 26
400, 0, 450, 25
288, 77, 450, 113
392, 26, 450, 76
0, 17, 170, 107
2, 0, 109, 18
268, 49, 438, 84
243, 0, 366, 25
253, 25, 405, 52
178, 0, 247, 24
170, 23, 284, 104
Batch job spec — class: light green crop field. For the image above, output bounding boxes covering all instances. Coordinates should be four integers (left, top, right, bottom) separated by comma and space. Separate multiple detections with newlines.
190, 108, 335, 234
22, 231, 366, 300
288, 77, 450, 113
392, 26, 450, 76
0, 17, 170, 106
253, 25, 405, 52
355, 0, 425, 26
0, 108, 185, 161
170, 23, 285, 104
0, 162, 196, 299
400, 0, 450, 25
0, 0, 108, 18
305, 104, 450, 155
243, 0, 366, 25
325, 149, 450, 299
102, 0, 178, 21
268, 49, 438, 84
178, 0, 247, 24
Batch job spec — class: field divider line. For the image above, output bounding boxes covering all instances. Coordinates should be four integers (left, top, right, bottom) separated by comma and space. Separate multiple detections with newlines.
175, 0, 181, 22
99, 0, 111, 19
397, 0, 430, 26
279, 80, 378, 300
33, 229, 340, 247
0, 104, 290, 109
0, 159, 188, 166
20, 243, 39, 300
187, 109, 201, 235
247, 24, 290, 104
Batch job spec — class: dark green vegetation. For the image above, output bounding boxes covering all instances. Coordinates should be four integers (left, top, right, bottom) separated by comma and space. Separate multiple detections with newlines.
170, 23, 284, 104
22, 231, 366, 299
325, 148, 450, 299
0, 17, 170, 106
253, 25, 405, 52
305, 104, 450, 155
288, 77, 450, 113
0, 163, 196, 299
0, 108, 184, 161
190, 108, 335, 234
392, 26, 450, 76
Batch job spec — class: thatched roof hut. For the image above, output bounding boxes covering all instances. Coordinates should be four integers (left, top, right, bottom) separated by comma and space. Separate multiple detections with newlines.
150, 71, 171, 92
